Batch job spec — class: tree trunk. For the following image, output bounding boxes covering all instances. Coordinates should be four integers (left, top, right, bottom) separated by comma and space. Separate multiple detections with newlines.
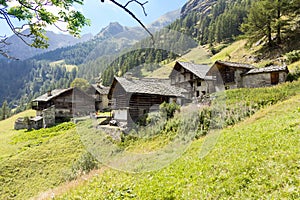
267, 19, 273, 47
277, 0, 282, 44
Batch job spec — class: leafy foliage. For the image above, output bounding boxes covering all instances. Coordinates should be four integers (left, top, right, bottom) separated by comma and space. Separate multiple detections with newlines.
286, 50, 300, 64
64, 152, 99, 182
287, 66, 300, 82
0, 0, 89, 55
70, 78, 90, 92
159, 102, 180, 120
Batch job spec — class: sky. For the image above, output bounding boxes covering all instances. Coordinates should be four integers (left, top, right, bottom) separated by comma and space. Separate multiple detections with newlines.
0, 0, 188, 37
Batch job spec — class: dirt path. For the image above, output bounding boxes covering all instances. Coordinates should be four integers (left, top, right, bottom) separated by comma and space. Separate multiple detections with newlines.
31, 167, 107, 200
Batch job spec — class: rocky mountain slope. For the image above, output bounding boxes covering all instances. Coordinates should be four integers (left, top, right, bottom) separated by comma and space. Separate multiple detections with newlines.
181, 0, 216, 17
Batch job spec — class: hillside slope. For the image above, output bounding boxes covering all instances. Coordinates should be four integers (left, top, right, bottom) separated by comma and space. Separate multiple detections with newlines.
55, 93, 300, 199
0, 111, 86, 199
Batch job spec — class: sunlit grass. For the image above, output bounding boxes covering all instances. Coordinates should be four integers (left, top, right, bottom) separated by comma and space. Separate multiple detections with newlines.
288, 60, 300, 72
0, 110, 85, 200
57, 94, 300, 199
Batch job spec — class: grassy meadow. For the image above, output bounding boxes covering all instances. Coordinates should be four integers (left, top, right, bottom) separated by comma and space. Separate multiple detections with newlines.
57, 91, 300, 199
0, 111, 86, 199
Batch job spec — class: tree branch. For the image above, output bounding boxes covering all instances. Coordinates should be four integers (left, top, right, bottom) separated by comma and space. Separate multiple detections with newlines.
107, 0, 154, 45
124, 0, 148, 16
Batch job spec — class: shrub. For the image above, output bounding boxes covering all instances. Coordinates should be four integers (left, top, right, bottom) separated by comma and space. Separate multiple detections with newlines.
287, 66, 300, 82
159, 102, 180, 119
286, 50, 300, 64
64, 152, 99, 181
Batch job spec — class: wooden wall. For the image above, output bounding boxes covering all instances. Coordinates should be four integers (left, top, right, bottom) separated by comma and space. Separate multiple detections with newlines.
129, 93, 169, 123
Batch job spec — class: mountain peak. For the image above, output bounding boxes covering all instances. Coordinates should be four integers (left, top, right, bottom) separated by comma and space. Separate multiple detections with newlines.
96, 22, 127, 39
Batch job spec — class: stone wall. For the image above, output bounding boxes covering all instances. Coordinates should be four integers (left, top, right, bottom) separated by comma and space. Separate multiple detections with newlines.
43, 105, 56, 128
242, 72, 287, 88
99, 94, 110, 111
14, 116, 43, 130
14, 117, 30, 130
235, 69, 245, 88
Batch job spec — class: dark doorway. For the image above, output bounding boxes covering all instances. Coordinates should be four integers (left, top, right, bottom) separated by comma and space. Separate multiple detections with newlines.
271, 72, 279, 85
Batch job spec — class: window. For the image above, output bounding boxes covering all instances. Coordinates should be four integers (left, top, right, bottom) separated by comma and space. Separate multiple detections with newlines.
197, 81, 201, 86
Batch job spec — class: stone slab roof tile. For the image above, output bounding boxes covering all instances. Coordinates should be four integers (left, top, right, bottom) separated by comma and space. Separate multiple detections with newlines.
243, 65, 288, 75
33, 88, 73, 102
91, 84, 110, 95
115, 77, 187, 97
215, 60, 255, 69
176, 61, 212, 79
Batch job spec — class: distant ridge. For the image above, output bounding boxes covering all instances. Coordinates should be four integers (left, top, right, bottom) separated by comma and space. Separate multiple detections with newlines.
3, 29, 92, 60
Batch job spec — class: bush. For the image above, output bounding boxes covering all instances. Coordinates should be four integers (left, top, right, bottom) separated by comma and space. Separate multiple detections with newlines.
159, 102, 180, 119
286, 50, 300, 64
146, 111, 162, 125
287, 66, 300, 82
64, 152, 99, 181
210, 44, 229, 55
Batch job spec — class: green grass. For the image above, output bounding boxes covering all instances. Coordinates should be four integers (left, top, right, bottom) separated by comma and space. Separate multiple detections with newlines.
211, 40, 250, 62
0, 110, 35, 161
178, 46, 211, 64
0, 111, 85, 199
288, 60, 300, 72
57, 93, 300, 199
50, 60, 78, 72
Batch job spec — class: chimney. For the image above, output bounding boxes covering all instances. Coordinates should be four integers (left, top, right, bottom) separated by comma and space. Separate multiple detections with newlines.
47, 90, 52, 97
124, 72, 133, 80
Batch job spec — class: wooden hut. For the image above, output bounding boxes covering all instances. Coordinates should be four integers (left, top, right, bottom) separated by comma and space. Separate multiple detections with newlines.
32, 87, 95, 125
108, 76, 187, 126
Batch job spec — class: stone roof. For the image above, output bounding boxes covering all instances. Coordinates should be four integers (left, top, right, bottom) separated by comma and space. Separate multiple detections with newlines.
215, 60, 255, 69
175, 61, 212, 79
114, 77, 187, 97
91, 84, 110, 95
32, 88, 73, 102
31, 116, 43, 122
243, 65, 288, 75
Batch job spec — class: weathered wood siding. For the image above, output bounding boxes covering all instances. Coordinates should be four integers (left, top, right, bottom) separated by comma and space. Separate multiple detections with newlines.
111, 83, 130, 109
129, 93, 169, 123
208, 65, 249, 91
72, 88, 95, 117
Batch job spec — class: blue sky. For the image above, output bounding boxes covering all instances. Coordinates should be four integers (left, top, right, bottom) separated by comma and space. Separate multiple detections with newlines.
78, 0, 188, 35
0, 0, 187, 37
